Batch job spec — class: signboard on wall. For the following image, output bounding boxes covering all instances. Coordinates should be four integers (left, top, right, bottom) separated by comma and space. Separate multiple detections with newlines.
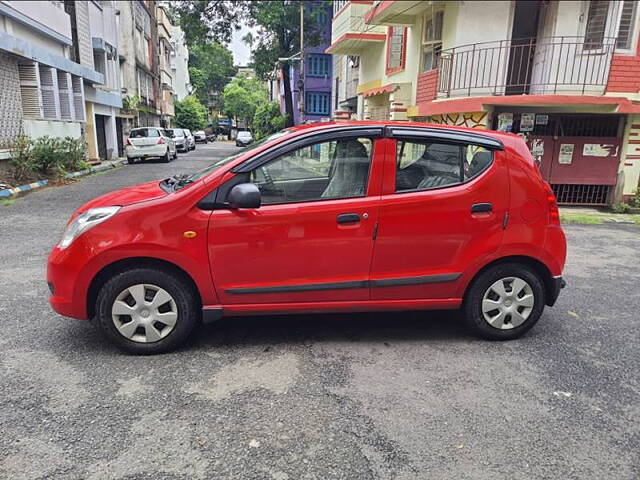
520, 113, 535, 132
559, 144, 574, 164
536, 114, 549, 125
583, 144, 618, 157
497, 113, 513, 132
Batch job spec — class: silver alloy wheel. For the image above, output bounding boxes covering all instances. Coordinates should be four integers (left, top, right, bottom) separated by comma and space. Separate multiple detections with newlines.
481, 277, 535, 330
111, 284, 178, 343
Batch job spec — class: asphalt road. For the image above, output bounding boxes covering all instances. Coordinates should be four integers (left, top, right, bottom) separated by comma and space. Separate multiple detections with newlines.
1, 142, 638, 479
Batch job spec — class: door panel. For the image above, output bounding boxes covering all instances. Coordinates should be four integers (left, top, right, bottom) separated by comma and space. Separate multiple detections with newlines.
370, 142, 509, 301
207, 136, 389, 305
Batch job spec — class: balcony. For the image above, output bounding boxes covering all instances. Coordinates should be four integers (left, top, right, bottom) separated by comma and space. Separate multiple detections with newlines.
437, 36, 616, 98
364, 1, 432, 26
326, 1, 386, 55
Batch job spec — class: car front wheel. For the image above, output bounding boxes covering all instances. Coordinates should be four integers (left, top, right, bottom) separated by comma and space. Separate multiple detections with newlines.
95, 268, 199, 354
463, 263, 545, 340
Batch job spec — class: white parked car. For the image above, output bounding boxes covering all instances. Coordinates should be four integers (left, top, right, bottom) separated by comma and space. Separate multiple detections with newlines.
182, 129, 196, 151
125, 127, 177, 164
236, 130, 253, 147
194, 130, 208, 143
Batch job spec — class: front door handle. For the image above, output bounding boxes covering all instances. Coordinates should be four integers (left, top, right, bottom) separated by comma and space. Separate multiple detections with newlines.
471, 202, 493, 214
337, 213, 360, 224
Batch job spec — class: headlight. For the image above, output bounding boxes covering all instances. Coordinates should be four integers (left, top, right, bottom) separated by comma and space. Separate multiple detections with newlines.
58, 206, 120, 250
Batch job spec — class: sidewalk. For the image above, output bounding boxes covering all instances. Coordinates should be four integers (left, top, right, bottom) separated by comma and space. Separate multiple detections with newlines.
560, 207, 640, 225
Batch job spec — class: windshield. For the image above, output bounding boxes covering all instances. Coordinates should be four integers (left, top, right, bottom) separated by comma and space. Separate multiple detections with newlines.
165, 129, 183, 138
187, 129, 292, 182
130, 128, 159, 138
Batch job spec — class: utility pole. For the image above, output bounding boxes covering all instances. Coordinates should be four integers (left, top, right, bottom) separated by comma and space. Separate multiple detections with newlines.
298, 1, 305, 124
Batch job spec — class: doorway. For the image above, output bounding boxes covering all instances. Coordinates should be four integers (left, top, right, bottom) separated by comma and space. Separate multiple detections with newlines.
506, 0, 542, 95
95, 114, 107, 160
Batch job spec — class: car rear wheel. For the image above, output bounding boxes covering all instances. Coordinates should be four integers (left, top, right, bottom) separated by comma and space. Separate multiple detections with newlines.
127, 158, 136, 164
463, 263, 545, 340
95, 268, 199, 354
161, 149, 171, 163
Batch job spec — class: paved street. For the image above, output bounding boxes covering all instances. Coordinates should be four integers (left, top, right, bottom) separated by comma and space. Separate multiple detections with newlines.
0, 142, 638, 479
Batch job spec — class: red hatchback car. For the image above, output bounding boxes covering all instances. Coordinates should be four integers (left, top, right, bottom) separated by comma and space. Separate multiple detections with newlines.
48, 122, 566, 354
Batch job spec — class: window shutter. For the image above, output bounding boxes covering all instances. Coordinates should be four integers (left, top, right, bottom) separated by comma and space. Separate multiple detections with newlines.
57, 71, 74, 120
18, 62, 42, 118
616, 0, 637, 49
72, 75, 85, 121
39, 65, 60, 120
584, 0, 609, 48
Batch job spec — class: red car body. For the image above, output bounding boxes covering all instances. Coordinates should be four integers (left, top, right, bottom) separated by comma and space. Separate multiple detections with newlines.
48, 122, 566, 344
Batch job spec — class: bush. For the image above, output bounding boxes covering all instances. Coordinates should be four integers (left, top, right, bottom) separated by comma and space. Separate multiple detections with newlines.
630, 190, 640, 208
612, 203, 631, 214
7, 135, 87, 181
9, 134, 35, 181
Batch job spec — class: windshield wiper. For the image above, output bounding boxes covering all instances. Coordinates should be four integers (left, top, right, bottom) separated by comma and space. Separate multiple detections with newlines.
160, 174, 192, 192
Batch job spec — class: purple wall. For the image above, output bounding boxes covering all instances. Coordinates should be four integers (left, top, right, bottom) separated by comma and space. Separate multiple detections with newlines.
278, 1, 332, 124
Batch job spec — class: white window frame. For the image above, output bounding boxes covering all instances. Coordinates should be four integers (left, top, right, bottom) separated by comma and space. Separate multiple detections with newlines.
421, 10, 443, 72
614, 0, 639, 53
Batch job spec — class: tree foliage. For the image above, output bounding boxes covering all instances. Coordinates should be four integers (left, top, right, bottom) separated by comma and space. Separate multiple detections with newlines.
220, 75, 269, 130
172, 1, 244, 45
188, 42, 236, 107
254, 102, 286, 140
174, 96, 207, 131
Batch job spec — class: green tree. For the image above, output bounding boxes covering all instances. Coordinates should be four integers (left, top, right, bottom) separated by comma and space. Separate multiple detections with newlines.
188, 42, 236, 107
221, 75, 269, 131
174, 1, 329, 126
174, 96, 207, 131
254, 102, 286, 140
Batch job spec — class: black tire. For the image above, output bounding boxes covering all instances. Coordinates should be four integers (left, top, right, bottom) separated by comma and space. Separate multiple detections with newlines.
463, 263, 545, 340
172, 149, 178, 160
95, 267, 199, 354
161, 148, 171, 163
127, 158, 135, 164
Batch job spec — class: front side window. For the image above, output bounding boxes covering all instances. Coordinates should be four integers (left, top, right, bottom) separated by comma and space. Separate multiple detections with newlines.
395, 140, 493, 192
250, 138, 373, 205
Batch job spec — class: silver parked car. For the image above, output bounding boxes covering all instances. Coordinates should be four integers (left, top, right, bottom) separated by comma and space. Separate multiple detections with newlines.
126, 127, 177, 164
165, 128, 188, 152
182, 129, 196, 151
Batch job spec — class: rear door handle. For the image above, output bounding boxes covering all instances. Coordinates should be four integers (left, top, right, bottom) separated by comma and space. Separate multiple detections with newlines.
337, 213, 360, 224
471, 203, 493, 214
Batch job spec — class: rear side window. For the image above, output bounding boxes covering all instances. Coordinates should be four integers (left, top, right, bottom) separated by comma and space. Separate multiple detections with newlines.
130, 128, 160, 138
395, 140, 493, 192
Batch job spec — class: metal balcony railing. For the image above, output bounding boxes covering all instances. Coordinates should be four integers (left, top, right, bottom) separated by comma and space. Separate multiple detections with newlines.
437, 36, 617, 97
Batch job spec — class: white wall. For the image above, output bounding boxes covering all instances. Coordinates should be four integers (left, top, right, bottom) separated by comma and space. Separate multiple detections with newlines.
3, 1, 72, 40
23, 119, 82, 139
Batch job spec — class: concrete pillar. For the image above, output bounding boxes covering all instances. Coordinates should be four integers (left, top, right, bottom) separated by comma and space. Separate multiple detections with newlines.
105, 108, 118, 159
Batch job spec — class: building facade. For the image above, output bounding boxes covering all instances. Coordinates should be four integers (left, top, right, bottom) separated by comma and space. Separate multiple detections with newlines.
117, 0, 161, 131
156, 4, 174, 127
0, 1, 103, 155
274, 1, 333, 124
170, 24, 191, 101
329, 0, 640, 205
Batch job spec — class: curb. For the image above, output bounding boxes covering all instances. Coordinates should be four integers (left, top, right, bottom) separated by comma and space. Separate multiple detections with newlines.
64, 159, 126, 179
0, 180, 49, 198
0, 159, 127, 198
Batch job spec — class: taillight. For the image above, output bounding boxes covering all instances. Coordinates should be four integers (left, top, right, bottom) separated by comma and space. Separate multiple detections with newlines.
544, 182, 560, 225
157, 137, 165, 145
126, 138, 132, 146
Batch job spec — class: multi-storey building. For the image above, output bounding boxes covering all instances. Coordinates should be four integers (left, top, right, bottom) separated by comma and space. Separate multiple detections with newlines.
170, 24, 190, 101
117, 0, 160, 130
330, 0, 640, 205
274, 1, 333, 124
0, 0, 121, 160
156, 4, 173, 127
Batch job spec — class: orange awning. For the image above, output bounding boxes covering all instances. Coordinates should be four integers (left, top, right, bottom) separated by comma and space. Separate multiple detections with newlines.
361, 83, 398, 98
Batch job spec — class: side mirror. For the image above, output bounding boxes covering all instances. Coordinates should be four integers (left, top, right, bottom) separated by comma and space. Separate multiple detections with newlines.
227, 183, 261, 209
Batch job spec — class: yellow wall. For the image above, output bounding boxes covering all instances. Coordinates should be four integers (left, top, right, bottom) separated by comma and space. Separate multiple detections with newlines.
429, 112, 490, 129
84, 102, 98, 160
619, 114, 640, 196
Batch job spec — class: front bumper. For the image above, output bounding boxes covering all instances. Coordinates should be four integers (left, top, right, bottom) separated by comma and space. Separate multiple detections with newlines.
546, 276, 566, 307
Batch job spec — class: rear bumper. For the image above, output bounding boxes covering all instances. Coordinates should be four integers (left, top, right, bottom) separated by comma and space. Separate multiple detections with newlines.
546, 275, 566, 307
126, 145, 166, 158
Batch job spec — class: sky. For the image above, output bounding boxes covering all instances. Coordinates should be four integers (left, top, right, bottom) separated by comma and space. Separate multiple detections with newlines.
229, 24, 256, 66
